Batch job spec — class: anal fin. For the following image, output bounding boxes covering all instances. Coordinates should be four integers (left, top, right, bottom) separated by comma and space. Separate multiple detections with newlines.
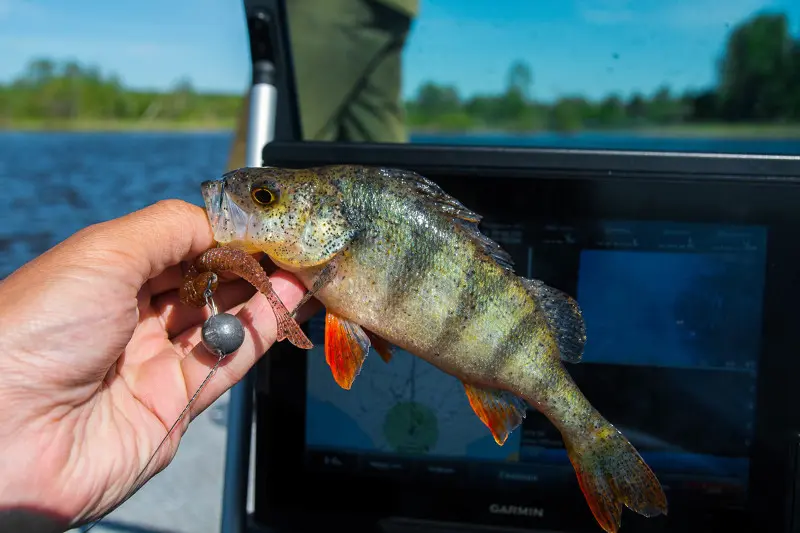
522, 278, 586, 363
364, 329, 394, 363
463, 383, 528, 445
324, 311, 371, 389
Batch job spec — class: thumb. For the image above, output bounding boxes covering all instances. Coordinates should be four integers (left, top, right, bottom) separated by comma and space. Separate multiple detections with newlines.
73, 199, 217, 294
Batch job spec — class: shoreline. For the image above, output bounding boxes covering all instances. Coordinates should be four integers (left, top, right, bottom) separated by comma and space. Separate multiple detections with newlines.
409, 124, 800, 139
2, 120, 800, 139
0, 119, 236, 133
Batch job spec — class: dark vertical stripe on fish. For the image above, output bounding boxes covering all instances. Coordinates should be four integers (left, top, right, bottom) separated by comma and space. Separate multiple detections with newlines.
429, 263, 484, 356
383, 226, 446, 315
492, 305, 543, 371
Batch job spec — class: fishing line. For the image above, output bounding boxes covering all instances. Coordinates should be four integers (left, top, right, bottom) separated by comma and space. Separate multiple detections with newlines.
82, 276, 240, 532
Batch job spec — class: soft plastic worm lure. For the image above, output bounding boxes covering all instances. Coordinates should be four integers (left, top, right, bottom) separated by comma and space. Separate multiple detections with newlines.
180, 246, 313, 349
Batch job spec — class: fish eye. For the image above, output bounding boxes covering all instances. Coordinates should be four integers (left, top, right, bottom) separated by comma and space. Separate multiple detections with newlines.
251, 187, 277, 206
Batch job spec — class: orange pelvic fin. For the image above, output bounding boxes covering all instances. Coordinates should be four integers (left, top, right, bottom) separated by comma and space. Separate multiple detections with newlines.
564, 424, 667, 533
462, 383, 528, 445
364, 329, 394, 363
324, 311, 371, 389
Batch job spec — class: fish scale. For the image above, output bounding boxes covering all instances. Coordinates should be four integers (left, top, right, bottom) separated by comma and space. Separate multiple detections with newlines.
200, 165, 668, 533
335, 175, 526, 382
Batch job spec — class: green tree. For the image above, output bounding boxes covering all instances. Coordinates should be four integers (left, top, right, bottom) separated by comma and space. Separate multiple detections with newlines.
24, 58, 56, 86
405, 81, 474, 130
506, 60, 533, 101
550, 97, 585, 132
648, 86, 688, 124
625, 92, 647, 122
0, 57, 243, 127
596, 94, 627, 126
718, 12, 796, 121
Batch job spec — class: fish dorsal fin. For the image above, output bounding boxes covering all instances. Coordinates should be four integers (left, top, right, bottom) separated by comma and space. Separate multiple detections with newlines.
521, 278, 586, 363
382, 168, 515, 271
324, 311, 371, 389
383, 167, 483, 223
455, 219, 515, 271
463, 383, 528, 445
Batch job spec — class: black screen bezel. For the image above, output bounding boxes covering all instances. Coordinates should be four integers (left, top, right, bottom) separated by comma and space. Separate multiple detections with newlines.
251, 141, 800, 533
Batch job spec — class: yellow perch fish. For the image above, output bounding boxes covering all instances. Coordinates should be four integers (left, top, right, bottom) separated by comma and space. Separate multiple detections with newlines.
200, 165, 667, 532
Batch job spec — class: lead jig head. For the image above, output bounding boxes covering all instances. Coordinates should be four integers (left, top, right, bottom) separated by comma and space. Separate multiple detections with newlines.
199, 273, 244, 357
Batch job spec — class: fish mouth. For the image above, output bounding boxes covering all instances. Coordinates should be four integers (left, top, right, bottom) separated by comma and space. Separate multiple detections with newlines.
200, 177, 252, 245
201, 179, 225, 234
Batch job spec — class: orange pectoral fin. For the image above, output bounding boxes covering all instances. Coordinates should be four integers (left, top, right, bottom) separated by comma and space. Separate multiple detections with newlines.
324, 311, 371, 389
463, 383, 528, 445
364, 329, 394, 363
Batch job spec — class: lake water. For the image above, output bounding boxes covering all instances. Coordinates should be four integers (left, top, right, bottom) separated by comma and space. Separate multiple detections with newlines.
2, 130, 799, 278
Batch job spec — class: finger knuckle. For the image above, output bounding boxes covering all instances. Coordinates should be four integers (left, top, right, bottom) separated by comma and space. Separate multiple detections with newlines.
71, 221, 106, 244
154, 198, 197, 217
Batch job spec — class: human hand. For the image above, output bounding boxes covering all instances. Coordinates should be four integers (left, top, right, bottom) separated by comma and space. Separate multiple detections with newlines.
0, 199, 308, 530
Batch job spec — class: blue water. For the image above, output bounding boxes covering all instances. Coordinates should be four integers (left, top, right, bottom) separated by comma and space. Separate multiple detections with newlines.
0, 131, 234, 278
1, 130, 798, 278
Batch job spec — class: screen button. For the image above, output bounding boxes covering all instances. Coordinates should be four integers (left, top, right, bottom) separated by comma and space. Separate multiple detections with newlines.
360, 455, 413, 478
497, 466, 540, 484
418, 461, 467, 484
305, 450, 358, 472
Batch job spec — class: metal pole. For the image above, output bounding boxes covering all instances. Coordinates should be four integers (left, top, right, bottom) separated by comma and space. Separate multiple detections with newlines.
220, 12, 278, 533
246, 60, 277, 166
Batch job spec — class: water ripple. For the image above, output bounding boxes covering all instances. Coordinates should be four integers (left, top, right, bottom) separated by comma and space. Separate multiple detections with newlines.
0, 131, 233, 278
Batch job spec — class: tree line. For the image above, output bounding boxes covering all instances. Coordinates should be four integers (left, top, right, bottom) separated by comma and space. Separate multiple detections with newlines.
406, 12, 800, 132
0, 11, 798, 133
0, 62, 241, 127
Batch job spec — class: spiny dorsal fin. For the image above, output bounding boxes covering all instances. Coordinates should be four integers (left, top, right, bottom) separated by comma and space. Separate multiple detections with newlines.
455, 219, 515, 271
381, 167, 515, 272
382, 167, 483, 223
521, 278, 586, 363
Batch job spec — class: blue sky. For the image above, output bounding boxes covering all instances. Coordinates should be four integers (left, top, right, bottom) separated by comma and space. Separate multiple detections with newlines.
1, 0, 798, 103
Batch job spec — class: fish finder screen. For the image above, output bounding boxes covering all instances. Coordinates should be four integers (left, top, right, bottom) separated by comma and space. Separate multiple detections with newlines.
302, 219, 767, 506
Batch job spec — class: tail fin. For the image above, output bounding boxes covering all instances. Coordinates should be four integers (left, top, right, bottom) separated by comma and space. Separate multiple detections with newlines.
564, 423, 667, 533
